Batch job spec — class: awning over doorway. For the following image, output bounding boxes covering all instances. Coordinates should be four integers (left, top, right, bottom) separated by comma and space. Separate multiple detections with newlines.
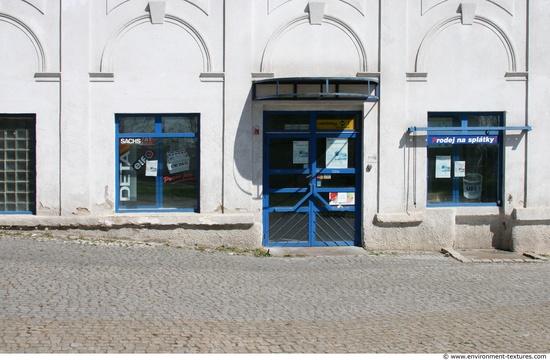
252, 77, 379, 101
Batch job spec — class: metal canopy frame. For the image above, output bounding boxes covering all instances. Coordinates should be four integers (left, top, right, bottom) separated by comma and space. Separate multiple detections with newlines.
253, 77, 379, 101
408, 125, 532, 133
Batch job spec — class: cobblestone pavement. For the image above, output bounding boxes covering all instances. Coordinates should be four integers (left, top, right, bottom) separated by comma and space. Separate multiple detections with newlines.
1, 236, 549, 354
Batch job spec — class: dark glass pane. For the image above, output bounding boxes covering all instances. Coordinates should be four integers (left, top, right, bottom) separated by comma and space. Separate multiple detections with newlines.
316, 137, 356, 168
428, 116, 459, 127
162, 137, 198, 210
316, 174, 355, 188
457, 143, 499, 203
118, 137, 198, 210
118, 138, 158, 208
118, 117, 155, 133
162, 115, 198, 134
268, 138, 310, 170
427, 113, 501, 205
269, 174, 309, 189
468, 115, 500, 127
269, 193, 307, 208
427, 146, 454, 203
266, 114, 310, 131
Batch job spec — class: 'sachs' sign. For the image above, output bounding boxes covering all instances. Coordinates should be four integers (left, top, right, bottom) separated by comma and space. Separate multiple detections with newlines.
429, 135, 498, 145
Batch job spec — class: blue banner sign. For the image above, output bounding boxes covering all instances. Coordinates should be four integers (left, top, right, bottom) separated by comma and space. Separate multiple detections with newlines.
429, 135, 498, 145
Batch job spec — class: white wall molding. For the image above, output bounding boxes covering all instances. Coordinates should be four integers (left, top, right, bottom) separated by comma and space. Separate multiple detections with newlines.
260, 15, 367, 73
0, 13, 46, 73
415, 15, 517, 73
100, 14, 212, 74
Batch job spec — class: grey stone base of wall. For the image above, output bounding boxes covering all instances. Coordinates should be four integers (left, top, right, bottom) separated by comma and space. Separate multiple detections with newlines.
2, 209, 549, 253
366, 208, 550, 254
0, 213, 262, 249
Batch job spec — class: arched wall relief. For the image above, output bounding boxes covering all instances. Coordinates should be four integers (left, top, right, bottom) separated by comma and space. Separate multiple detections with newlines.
268, 0, 365, 15
414, 15, 517, 73
422, 0, 449, 15
106, 0, 209, 15
20, 0, 45, 14
421, 0, 514, 16
0, 13, 46, 72
260, 15, 367, 73
268, 0, 292, 14
487, 0, 514, 16
340, 0, 366, 16
100, 14, 211, 73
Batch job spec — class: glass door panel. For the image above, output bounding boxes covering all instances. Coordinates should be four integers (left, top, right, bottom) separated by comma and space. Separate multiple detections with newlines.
263, 112, 361, 247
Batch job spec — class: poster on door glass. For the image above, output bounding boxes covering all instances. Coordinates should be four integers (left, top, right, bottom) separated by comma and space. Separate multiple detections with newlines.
329, 192, 355, 206
293, 141, 309, 164
326, 138, 348, 168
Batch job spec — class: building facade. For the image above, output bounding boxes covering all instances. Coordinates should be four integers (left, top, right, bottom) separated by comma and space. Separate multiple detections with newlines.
1, 0, 549, 252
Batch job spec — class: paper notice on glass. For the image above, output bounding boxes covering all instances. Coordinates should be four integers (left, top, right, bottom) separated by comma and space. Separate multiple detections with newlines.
454, 161, 466, 177
326, 138, 348, 168
166, 150, 190, 174
435, 156, 451, 178
329, 192, 355, 206
293, 141, 309, 164
145, 160, 158, 177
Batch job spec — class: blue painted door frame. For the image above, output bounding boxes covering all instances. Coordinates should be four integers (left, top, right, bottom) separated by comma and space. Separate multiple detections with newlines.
262, 111, 362, 247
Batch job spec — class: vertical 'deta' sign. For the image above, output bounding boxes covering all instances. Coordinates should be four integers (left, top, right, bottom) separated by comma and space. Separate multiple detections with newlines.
119, 143, 137, 202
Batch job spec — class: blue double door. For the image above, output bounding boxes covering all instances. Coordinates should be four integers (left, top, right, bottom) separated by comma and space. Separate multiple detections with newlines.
263, 111, 362, 247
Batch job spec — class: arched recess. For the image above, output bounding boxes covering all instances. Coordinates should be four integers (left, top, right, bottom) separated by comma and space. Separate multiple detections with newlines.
100, 14, 212, 74
414, 15, 517, 73
260, 15, 368, 74
0, 13, 46, 73
107, 0, 209, 15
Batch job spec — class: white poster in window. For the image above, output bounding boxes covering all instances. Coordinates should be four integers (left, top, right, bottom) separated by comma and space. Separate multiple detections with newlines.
293, 141, 309, 164
454, 161, 466, 177
435, 156, 451, 178
166, 149, 190, 174
326, 138, 348, 168
145, 160, 158, 177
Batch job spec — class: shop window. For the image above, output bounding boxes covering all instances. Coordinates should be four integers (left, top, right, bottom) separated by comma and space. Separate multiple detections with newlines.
427, 113, 502, 206
116, 114, 199, 212
0, 115, 36, 214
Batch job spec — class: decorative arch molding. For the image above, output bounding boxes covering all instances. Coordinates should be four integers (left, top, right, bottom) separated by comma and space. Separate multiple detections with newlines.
100, 14, 212, 74
20, 0, 45, 14
106, 0, 209, 15
0, 13, 46, 72
260, 15, 368, 73
414, 15, 517, 73
268, 0, 366, 16
421, 0, 514, 16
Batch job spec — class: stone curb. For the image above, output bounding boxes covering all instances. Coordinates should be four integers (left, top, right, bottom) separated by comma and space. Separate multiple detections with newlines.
441, 248, 547, 263
441, 248, 473, 263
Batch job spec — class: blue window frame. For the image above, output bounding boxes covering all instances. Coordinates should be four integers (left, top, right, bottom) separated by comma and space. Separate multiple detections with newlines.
0, 115, 36, 214
115, 114, 199, 212
427, 112, 503, 207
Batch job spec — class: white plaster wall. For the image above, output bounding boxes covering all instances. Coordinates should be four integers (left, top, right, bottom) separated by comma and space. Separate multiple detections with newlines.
1, 0, 548, 252
252, 0, 379, 76
89, 0, 224, 214
0, 1, 61, 216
